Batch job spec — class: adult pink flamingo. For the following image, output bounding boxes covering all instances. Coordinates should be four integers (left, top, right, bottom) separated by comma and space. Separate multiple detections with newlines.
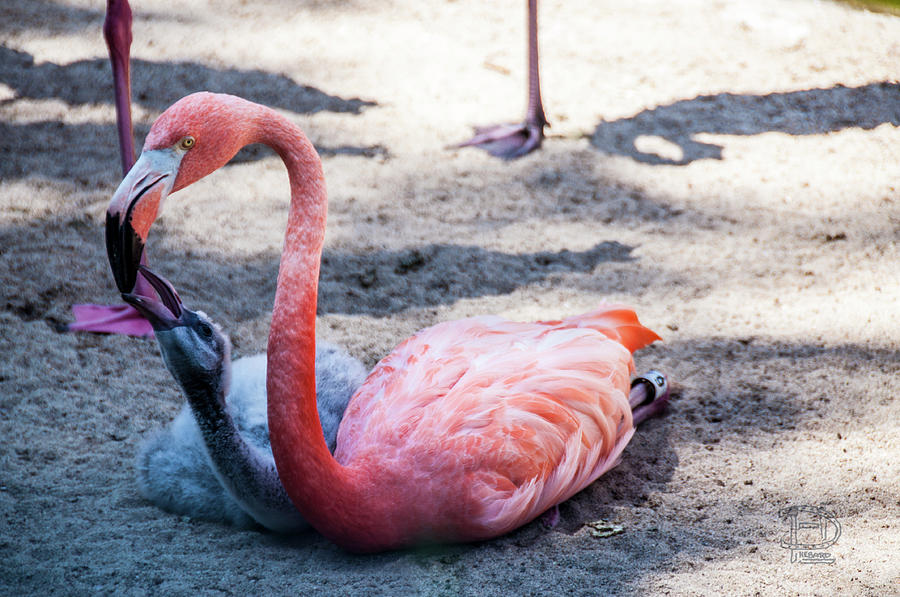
69, 0, 154, 336
106, 92, 668, 552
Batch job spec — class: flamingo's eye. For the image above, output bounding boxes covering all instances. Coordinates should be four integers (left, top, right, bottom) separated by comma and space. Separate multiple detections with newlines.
178, 136, 195, 150
198, 322, 213, 340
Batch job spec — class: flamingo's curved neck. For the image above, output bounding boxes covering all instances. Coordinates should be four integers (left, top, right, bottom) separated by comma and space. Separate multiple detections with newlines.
257, 113, 368, 547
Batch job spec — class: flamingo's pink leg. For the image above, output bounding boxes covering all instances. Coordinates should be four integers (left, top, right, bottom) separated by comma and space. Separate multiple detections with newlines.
456, 0, 547, 159
69, 0, 153, 337
630, 371, 671, 426
104, 0, 136, 175
540, 504, 561, 528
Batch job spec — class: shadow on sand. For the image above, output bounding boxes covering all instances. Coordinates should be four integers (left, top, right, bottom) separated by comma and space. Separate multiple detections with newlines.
1, 46, 375, 116
134, 241, 637, 320
0, 46, 384, 180
592, 81, 900, 165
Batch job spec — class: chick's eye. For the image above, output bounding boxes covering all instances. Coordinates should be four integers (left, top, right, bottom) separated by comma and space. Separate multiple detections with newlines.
178, 136, 195, 150
198, 322, 213, 339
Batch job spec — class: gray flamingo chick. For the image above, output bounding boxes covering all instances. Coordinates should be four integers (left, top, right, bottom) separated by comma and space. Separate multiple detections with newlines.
124, 266, 366, 532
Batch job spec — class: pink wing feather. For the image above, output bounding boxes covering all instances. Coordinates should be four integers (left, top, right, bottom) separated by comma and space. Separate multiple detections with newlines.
334, 304, 659, 539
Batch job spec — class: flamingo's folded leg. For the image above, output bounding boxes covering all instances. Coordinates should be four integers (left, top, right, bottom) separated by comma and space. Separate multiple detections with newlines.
540, 504, 561, 528
630, 371, 670, 426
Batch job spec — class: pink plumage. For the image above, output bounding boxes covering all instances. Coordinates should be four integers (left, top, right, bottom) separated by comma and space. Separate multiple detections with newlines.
334, 306, 659, 542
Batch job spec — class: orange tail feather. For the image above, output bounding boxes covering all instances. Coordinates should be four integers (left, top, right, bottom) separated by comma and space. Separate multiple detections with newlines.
554, 304, 661, 353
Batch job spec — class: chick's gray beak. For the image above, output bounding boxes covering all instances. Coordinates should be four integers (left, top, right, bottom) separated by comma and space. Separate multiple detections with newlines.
121, 266, 184, 330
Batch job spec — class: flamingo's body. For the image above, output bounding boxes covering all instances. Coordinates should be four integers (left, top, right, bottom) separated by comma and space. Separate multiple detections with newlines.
106, 93, 665, 553
330, 310, 655, 545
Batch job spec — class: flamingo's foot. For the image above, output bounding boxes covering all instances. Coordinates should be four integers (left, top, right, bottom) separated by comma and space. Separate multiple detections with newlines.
68, 303, 153, 337
540, 504, 561, 529
454, 121, 545, 160
630, 370, 670, 426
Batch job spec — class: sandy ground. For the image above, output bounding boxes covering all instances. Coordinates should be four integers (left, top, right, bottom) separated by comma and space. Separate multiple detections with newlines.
2, 0, 899, 594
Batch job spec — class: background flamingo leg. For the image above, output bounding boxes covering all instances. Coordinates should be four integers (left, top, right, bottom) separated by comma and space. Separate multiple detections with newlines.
68, 0, 154, 337
456, 0, 547, 159
104, 0, 136, 174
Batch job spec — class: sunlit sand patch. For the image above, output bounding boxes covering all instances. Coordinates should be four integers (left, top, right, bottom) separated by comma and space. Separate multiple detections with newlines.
0, 82, 15, 102
633, 134, 686, 164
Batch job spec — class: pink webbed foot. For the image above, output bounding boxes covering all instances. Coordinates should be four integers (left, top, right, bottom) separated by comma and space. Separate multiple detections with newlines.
455, 0, 546, 160
68, 255, 154, 337
68, 303, 153, 337
455, 121, 545, 160
629, 371, 671, 426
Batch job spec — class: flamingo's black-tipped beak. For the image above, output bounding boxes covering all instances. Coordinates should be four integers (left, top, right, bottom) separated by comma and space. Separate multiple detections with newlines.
106, 209, 144, 294
122, 266, 184, 330
106, 150, 181, 293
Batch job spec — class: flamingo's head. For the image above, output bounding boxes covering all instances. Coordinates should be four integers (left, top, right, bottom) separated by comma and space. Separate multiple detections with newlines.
106, 92, 262, 292
123, 265, 231, 397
